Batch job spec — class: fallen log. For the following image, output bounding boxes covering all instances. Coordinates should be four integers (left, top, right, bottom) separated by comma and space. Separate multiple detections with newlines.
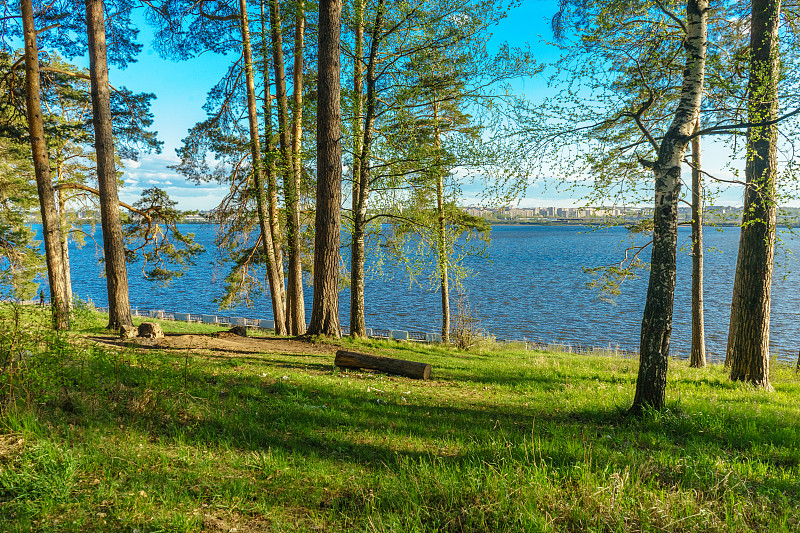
334, 350, 432, 380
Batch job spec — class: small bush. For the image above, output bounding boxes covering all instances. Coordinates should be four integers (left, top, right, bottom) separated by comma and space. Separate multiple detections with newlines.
451, 290, 494, 350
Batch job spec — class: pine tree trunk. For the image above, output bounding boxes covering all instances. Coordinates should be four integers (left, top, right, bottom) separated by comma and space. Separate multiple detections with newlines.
288, 0, 307, 335
56, 182, 73, 311
726, 0, 780, 389
349, 0, 366, 338
259, 0, 286, 327
690, 117, 706, 368
21, 0, 70, 330
631, 0, 707, 413
349, 0, 383, 338
269, 0, 305, 335
240, 0, 288, 335
308, 0, 342, 337
86, 0, 132, 330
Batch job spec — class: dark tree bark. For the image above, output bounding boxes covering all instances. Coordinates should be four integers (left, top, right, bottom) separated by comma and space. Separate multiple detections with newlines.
269, 0, 305, 335
240, 0, 288, 335
334, 350, 432, 380
725, 0, 780, 389
349, 0, 383, 338
631, 0, 707, 413
349, 0, 366, 338
308, 0, 342, 337
86, 0, 132, 330
259, 0, 286, 330
288, 0, 307, 335
690, 117, 706, 368
21, 0, 70, 330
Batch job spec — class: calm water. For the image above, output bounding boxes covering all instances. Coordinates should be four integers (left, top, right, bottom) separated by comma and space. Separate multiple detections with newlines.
21, 224, 800, 362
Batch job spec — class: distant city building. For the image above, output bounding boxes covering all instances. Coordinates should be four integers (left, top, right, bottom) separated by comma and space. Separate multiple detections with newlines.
457, 204, 774, 225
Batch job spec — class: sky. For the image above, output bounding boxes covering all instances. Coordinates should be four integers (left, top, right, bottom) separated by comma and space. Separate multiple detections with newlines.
99, 0, 750, 211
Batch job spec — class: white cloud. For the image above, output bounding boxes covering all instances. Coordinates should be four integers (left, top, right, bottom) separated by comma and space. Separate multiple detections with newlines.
118, 153, 227, 210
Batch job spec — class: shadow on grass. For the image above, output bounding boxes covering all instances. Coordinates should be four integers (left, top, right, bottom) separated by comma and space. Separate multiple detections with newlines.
9, 339, 800, 488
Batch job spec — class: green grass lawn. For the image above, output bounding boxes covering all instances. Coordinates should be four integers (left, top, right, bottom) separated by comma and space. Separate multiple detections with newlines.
1, 305, 799, 532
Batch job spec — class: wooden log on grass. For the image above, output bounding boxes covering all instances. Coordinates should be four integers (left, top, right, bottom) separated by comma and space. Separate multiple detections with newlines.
334, 350, 431, 380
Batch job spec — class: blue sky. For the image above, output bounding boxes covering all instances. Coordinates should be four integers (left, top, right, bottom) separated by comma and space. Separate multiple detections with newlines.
102, 1, 750, 211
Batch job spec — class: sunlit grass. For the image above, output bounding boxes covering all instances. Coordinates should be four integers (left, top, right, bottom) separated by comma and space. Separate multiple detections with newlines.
1, 305, 799, 531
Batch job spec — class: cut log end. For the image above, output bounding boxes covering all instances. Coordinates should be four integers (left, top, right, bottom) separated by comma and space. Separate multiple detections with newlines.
334, 349, 431, 380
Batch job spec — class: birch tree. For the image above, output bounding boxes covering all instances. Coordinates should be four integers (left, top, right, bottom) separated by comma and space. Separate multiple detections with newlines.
631, 0, 707, 411
542, 0, 709, 411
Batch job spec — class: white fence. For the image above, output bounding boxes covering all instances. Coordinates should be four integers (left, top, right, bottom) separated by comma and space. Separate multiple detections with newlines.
92, 305, 444, 344
92, 304, 640, 356
5, 298, 638, 355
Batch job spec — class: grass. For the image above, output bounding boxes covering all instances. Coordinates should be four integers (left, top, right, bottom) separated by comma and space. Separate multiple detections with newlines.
1, 304, 799, 532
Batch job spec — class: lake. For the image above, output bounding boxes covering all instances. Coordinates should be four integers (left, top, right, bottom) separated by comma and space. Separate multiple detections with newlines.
18, 224, 800, 363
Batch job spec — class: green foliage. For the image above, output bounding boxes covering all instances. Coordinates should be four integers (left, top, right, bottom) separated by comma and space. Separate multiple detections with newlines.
167, 7, 314, 309
520, 0, 800, 216
341, 0, 534, 321
69, 297, 108, 331
0, 53, 43, 299
1, 49, 160, 162
0, 140, 42, 299
122, 187, 205, 283
387, 200, 491, 293
376, 43, 494, 298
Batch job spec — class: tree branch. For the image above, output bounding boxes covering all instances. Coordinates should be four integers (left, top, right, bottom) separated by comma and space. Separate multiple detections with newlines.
365, 212, 425, 228
624, 94, 659, 151
40, 66, 122, 93
690, 107, 800, 138
35, 23, 59, 34
653, 0, 687, 34
53, 182, 152, 219
681, 157, 746, 185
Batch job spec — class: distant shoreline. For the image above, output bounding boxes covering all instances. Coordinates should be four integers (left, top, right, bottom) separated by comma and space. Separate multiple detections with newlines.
172, 219, 755, 228
27, 218, 791, 229
487, 221, 745, 227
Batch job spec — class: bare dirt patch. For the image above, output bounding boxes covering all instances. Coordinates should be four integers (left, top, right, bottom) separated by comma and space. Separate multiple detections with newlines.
86, 330, 339, 358
0, 433, 25, 464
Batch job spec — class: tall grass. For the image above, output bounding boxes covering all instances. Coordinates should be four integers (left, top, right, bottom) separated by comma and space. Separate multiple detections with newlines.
1, 305, 798, 531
